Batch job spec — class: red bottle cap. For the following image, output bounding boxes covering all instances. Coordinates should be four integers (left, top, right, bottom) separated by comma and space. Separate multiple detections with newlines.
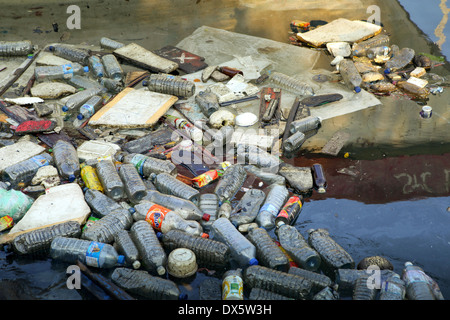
202, 213, 211, 221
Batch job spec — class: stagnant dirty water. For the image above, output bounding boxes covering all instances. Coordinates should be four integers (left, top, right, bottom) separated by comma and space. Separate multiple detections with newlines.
0, 0, 449, 300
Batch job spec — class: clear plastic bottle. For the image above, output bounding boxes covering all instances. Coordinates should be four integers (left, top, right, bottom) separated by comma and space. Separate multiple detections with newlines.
118, 152, 177, 177
246, 227, 290, 271
351, 33, 390, 57
68, 75, 103, 90
276, 223, 321, 271
288, 266, 333, 295
214, 164, 247, 203
335, 268, 398, 296
88, 55, 105, 78
352, 274, 378, 300
210, 217, 259, 268
283, 131, 306, 153
366, 45, 390, 59
249, 288, 293, 300
217, 200, 232, 219
222, 269, 244, 300
118, 163, 147, 204
132, 201, 206, 237
0, 40, 36, 56
380, 273, 406, 300
150, 172, 200, 205
113, 230, 141, 269
143, 75, 196, 98
82, 208, 133, 244
230, 188, 266, 227
12, 221, 81, 257
111, 267, 187, 300
101, 54, 123, 81
96, 160, 125, 201
198, 193, 219, 232
269, 71, 314, 96
49, 44, 90, 64
77, 95, 103, 121
52, 140, 80, 182
313, 287, 340, 300
34, 63, 89, 82
255, 184, 289, 230
243, 265, 314, 300
129, 220, 167, 276
160, 229, 230, 269
312, 163, 327, 193
99, 37, 125, 51
338, 59, 363, 93
289, 115, 322, 134
275, 196, 303, 227
100, 78, 123, 93
50, 236, 125, 268
2, 153, 53, 188
84, 188, 123, 217
384, 47, 415, 73
61, 86, 105, 112
122, 127, 175, 154
402, 261, 438, 300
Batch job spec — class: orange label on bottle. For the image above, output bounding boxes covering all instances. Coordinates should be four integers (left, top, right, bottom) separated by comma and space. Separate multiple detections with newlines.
145, 204, 171, 231
277, 196, 302, 220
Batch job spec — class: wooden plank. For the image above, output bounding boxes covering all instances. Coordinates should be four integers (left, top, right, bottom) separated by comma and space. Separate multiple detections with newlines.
153, 45, 208, 74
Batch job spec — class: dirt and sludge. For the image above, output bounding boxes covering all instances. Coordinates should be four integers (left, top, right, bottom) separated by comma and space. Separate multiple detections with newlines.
0, 0, 449, 302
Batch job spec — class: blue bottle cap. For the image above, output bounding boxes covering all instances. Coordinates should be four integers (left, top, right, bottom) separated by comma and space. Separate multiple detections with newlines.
68, 174, 76, 182
77, 114, 84, 120
62, 105, 68, 112
117, 255, 125, 265
179, 293, 188, 300
98, 72, 104, 77
142, 80, 148, 86
384, 68, 391, 74
231, 221, 239, 228
156, 232, 163, 240
249, 258, 259, 266
83, 66, 89, 72
128, 207, 136, 214
82, 187, 88, 193
354, 86, 361, 93
48, 45, 55, 52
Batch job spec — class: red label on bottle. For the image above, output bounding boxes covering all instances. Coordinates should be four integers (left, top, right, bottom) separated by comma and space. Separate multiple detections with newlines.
145, 204, 171, 231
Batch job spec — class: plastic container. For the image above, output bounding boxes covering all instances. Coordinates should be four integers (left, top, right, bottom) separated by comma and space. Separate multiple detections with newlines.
276, 223, 321, 271
49, 44, 90, 64
366, 45, 390, 59
84, 188, 123, 217
80, 164, 104, 193
312, 163, 327, 193
52, 140, 80, 182
384, 47, 415, 73
214, 164, 247, 203
313, 287, 340, 300
99, 37, 125, 50
338, 59, 363, 93
230, 188, 266, 227
118, 163, 147, 204
34, 63, 89, 82
255, 184, 289, 230
150, 172, 200, 205
420, 105, 433, 119
210, 217, 258, 268
82, 208, 133, 244
101, 54, 123, 81
222, 269, 244, 300
164, 115, 203, 143
275, 196, 303, 227
111, 267, 187, 300
2, 153, 53, 188
113, 230, 141, 269
96, 160, 125, 201
380, 273, 406, 300
77, 95, 103, 120
50, 236, 125, 268
62, 86, 105, 112
351, 33, 390, 57
88, 55, 105, 78
283, 131, 306, 153
244, 265, 313, 300
217, 200, 232, 219
160, 229, 230, 269
118, 152, 177, 177
100, 78, 123, 93
167, 248, 198, 278
129, 220, 167, 276
289, 115, 322, 134
352, 274, 378, 300
246, 227, 289, 271
249, 288, 293, 300
288, 266, 333, 295
0, 40, 35, 56
143, 74, 196, 98
197, 193, 219, 232
68, 75, 103, 90
269, 71, 314, 96
334, 268, 399, 296
195, 90, 220, 117
12, 221, 81, 257
402, 261, 439, 300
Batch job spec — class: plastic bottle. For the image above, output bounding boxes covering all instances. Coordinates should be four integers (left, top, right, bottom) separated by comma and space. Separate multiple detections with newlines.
101, 54, 123, 81
210, 217, 258, 268
2, 153, 53, 188
352, 274, 378, 300
275, 196, 303, 227
81, 164, 104, 193
244, 165, 286, 185
217, 200, 232, 219
312, 163, 327, 193
307, 228, 355, 277
143, 75, 196, 98
195, 90, 220, 117
118, 152, 177, 177
84, 188, 123, 217
99, 37, 125, 51
118, 163, 147, 204
289, 115, 322, 134
283, 131, 306, 153
113, 230, 141, 269
129, 220, 167, 276
402, 261, 438, 300
164, 114, 203, 143
338, 59, 363, 93
214, 164, 247, 203
100, 77, 123, 93
351, 33, 390, 57
380, 273, 406, 300
244, 265, 314, 300
276, 223, 321, 271
160, 229, 230, 269
62, 86, 105, 112
255, 184, 289, 230
49, 44, 90, 64
366, 45, 390, 59
222, 269, 244, 300
246, 227, 290, 271
34, 63, 89, 82
288, 266, 333, 295
50, 236, 125, 268
88, 55, 105, 78
198, 193, 219, 232
11, 221, 81, 257
269, 71, 314, 96
0, 40, 35, 56
96, 160, 125, 200
249, 288, 293, 300
77, 95, 103, 121
68, 75, 103, 90
132, 201, 206, 237
82, 208, 134, 244
150, 172, 200, 205
384, 47, 415, 73
313, 287, 340, 300
52, 140, 80, 182
230, 188, 266, 227
334, 268, 399, 296
111, 267, 187, 300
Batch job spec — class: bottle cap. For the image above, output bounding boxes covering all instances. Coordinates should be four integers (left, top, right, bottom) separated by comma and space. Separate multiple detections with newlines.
68, 174, 76, 182
384, 68, 391, 74
117, 255, 125, 265
132, 261, 141, 269
354, 86, 361, 93
98, 72, 104, 77
48, 45, 55, 52
142, 80, 148, 86
167, 248, 198, 278
179, 293, 188, 300
317, 187, 326, 193
156, 231, 163, 240
231, 221, 239, 228
128, 207, 136, 214
82, 187, 88, 193
156, 265, 166, 276
77, 114, 84, 120
200, 233, 209, 239
405, 261, 413, 267
61, 105, 68, 112
249, 258, 259, 266
202, 213, 210, 221
83, 66, 89, 73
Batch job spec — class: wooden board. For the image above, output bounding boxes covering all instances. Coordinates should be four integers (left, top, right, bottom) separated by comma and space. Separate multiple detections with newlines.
153, 45, 208, 74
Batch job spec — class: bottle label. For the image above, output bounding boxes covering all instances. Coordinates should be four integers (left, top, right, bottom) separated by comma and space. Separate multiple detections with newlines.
80, 104, 95, 118
145, 204, 171, 231
192, 169, 219, 188
404, 270, 429, 285
0, 215, 14, 232
130, 154, 147, 176
277, 196, 302, 222
85, 241, 104, 268
31, 155, 50, 167
381, 281, 404, 298
62, 64, 74, 79
259, 203, 278, 217
222, 275, 244, 300
81, 166, 104, 192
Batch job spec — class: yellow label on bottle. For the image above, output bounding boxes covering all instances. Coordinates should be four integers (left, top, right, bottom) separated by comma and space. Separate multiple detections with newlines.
81, 166, 104, 192
222, 275, 244, 300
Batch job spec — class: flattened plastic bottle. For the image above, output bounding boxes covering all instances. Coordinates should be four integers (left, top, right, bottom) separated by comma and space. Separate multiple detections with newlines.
352, 274, 378, 300
160, 229, 230, 269
0, 40, 36, 56
102, 54, 123, 81
380, 273, 406, 300
276, 223, 321, 271
82, 208, 133, 244
255, 184, 289, 230
288, 266, 333, 295
100, 37, 125, 50
118, 163, 147, 204
2, 153, 53, 188
401, 261, 439, 300
61, 86, 105, 112
84, 188, 123, 217
269, 71, 314, 96
111, 267, 187, 300
384, 47, 415, 73
88, 55, 105, 78
81, 164, 104, 193
118, 152, 177, 177
96, 160, 125, 200
34, 63, 89, 82
210, 217, 258, 268
198, 193, 219, 230
129, 220, 167, 276
50, 236, 125, 268
68, 75, 103, 90
214, 164, 247, 203
351, 33, 390, 57
12, 221, 81, 257
122, 127, 178, 155
52, 140, 80, 182
150, 172, 200, 205
49, 44, 90, 64
230, 188, 266, 227
113, 230, 141, 269
246, 227, 289, 271
249, 288, 293, 300
338, 59, 363, 93
244, 265, 314, 300
217, 200, 232, 219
